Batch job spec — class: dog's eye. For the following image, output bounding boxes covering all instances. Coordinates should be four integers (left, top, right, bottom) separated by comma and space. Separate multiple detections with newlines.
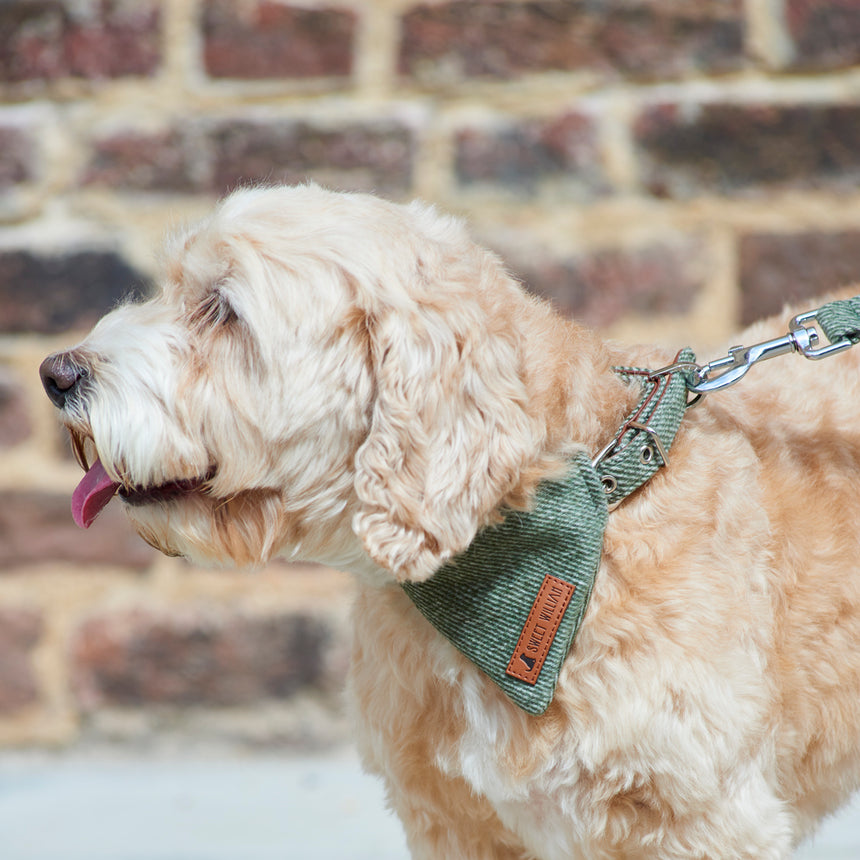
189, 290, 238, 330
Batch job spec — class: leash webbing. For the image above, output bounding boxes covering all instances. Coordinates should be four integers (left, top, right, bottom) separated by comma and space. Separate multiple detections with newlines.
817, 296, 860, 346
679, 294, 860, 394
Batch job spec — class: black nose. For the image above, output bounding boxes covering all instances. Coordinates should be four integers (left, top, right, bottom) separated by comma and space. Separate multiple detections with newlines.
39, 353, 88, 409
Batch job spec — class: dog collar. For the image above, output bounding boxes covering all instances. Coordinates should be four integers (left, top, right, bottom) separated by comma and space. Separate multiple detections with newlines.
400, 296, 860, 715
402, 350, 694, 715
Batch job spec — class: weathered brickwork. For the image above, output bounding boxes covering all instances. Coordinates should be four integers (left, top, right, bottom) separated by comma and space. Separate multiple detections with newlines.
739, 230, 860, 325
0, 367, 31, 449
0, 608, 42, 714
82, 128, 204, 193
635, 102, 860, 198
0, 250, 148, 335
208, 119, 414, 195
202, 0, 356, 80
0, 0, 162, 84
455, 111, 606, 197
72, 609, 334, 708
399, 0, 746, 81
83, 119, 415, 195
0, 125, 33, 187
0, 0, 858, 751
0, 491, 155, 569
506, 239, 707, 327
785, 0, 860, 70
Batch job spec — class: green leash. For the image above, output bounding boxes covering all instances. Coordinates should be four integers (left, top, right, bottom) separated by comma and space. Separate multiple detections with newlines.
817, 296, 860, 346
402, 298, 860, 716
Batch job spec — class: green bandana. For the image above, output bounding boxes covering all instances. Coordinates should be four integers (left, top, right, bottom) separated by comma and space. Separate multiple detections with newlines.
404, 452, 607, 715
402, 351, 694, 715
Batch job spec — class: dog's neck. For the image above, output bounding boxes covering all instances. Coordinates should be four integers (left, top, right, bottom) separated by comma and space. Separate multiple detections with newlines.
518, 311, 646, 466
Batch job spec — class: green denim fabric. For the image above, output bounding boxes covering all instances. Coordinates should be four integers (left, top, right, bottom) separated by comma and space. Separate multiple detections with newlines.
817, 296, 860, 345
401, 354, 695, 716
595, 348, 696, 508
403, 452, 608, 715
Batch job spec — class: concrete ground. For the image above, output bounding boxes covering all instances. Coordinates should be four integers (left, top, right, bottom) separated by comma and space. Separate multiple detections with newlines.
0, 750, 408, 860
0, 750, 857, 859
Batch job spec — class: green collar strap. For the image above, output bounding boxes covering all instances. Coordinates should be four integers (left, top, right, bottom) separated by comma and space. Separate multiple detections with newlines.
593, 348, 696, 509
403, 349, 695, 715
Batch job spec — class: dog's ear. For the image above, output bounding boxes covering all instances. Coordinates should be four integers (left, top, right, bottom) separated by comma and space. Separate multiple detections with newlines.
352, 267, 546, 582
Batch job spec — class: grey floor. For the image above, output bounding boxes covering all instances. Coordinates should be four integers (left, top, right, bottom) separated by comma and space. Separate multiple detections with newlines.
0, 750, 856, 859
0, 751, 407, 860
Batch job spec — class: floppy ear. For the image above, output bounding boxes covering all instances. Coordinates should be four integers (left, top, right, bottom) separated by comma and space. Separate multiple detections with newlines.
352, 270, 547, 582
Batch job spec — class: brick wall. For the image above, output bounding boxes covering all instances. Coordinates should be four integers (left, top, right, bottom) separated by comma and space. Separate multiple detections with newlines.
0, 0, 859, 751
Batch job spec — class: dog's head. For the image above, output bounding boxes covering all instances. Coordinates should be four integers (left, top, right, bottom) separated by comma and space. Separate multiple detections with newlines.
39, 185, 549, 581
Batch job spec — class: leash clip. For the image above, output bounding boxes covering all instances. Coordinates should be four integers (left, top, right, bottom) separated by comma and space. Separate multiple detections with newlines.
789, 309, 854, 360
686, 312, 851, 395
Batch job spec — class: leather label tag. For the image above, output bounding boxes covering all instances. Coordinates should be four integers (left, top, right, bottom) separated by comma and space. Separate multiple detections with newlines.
506, 574, 576, 686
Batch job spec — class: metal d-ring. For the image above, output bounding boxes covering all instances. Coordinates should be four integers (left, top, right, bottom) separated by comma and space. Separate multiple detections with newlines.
626, 422, 669, 468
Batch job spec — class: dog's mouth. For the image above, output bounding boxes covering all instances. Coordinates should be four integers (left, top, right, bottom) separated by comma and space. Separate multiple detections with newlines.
68, 431, 214, 529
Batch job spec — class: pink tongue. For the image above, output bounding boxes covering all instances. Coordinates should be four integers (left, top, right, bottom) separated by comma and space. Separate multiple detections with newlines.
72, 458, 120, 529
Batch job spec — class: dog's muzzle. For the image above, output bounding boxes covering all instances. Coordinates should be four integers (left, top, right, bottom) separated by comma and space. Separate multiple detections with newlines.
39, 351, 89, 409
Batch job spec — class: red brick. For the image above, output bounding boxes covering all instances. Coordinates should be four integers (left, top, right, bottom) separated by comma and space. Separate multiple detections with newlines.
0, 249, 149, 335
0, 491, 155, 570
0, 365, 32, 448
202, 0, 355, 79
82, 129, 202, 193
72, 609, 334, 708
82, 119, 416, 196
739, 231, 860, 326
0, 607, 42, 713
0, 126, 33, 187
0, 0, 161, 84
209, 119, 414, 196
399, 0, 744, 81
455, 112, 607, 197
635, 102, 860, 198
786, 0, 860, 71
501, 239, 705, 327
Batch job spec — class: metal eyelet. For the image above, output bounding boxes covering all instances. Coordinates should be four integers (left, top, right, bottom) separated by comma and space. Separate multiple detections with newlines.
601, 475, 617, 495
640, 444, 655, 465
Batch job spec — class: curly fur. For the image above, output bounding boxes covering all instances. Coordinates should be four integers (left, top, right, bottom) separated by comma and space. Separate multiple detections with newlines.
43, 184, 860, 858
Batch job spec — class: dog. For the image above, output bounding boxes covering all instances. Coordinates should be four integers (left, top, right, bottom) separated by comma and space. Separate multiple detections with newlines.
39, 184, 860, 858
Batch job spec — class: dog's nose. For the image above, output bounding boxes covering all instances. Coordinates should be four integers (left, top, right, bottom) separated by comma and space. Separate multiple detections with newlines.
39, 353, 88, 409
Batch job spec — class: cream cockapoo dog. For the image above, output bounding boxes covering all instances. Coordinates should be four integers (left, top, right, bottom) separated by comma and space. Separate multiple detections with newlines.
40, 185, 860, 859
